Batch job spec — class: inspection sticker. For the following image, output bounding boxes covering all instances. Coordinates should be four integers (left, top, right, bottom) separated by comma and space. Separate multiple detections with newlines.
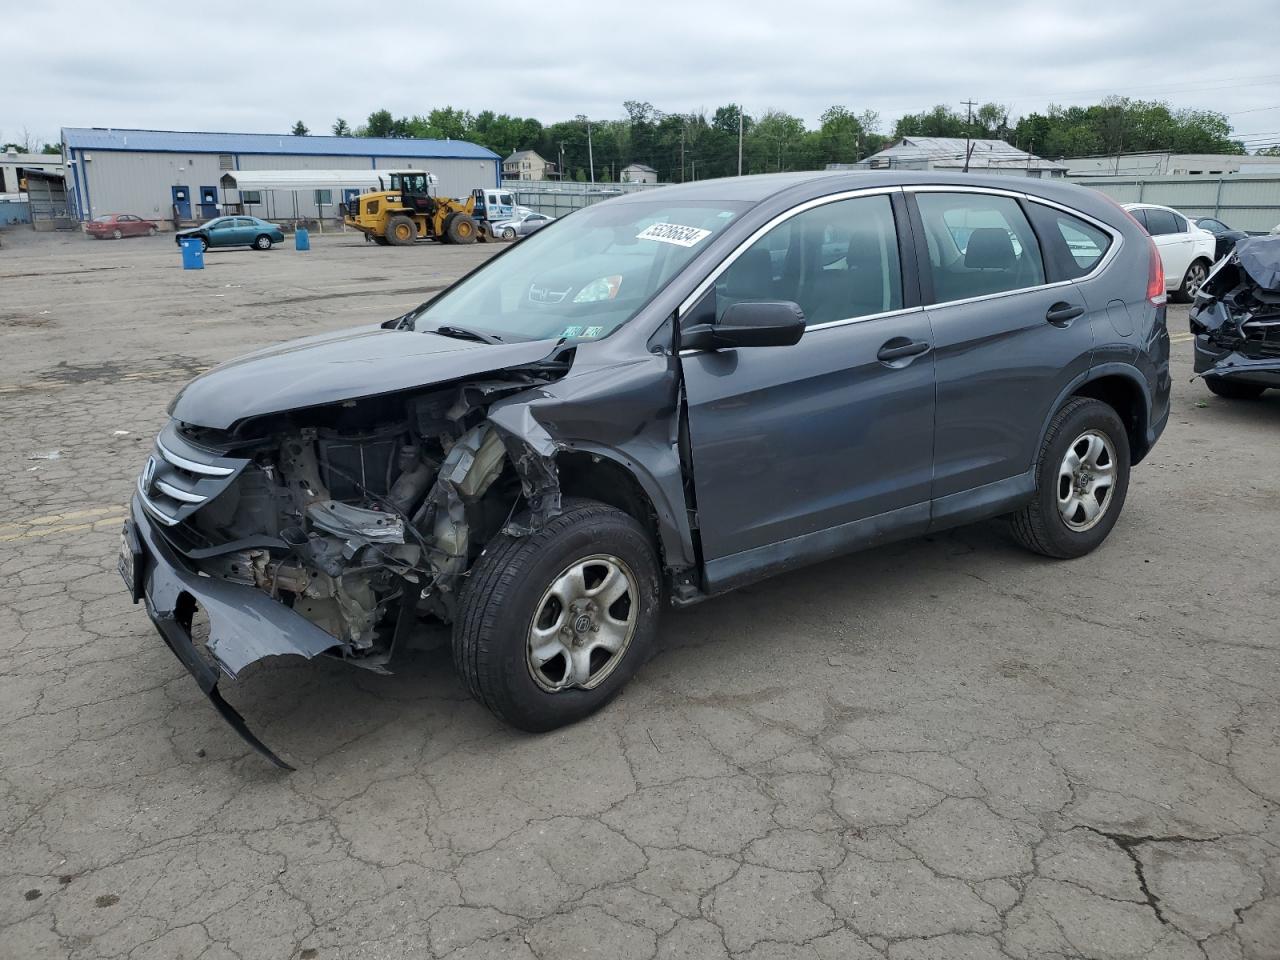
636, 222, 713, 247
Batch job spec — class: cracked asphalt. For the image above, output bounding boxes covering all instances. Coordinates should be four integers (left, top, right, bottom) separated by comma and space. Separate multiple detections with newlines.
2, 228, 1278, 960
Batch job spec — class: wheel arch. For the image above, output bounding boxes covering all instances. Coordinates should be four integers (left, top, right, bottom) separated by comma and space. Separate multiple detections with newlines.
1040, 364, 1153, 466
553, 447, 695, 576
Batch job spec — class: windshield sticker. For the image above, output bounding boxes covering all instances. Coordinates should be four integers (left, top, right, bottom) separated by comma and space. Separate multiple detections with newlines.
636, 222, 713, 247
560, 326, 584, 338
583, 326, 604, 338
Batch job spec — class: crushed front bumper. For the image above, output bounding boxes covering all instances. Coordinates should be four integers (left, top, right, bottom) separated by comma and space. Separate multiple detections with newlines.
123, 494, 343, 769
1193, 337, 1280, 388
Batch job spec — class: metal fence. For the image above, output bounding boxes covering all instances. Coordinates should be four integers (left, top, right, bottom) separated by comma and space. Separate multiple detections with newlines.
501, 178, 669, 218
1072, 174, 1280, 233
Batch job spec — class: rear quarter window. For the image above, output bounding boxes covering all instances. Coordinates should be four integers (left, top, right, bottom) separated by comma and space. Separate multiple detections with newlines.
1026, 203, 1114, 281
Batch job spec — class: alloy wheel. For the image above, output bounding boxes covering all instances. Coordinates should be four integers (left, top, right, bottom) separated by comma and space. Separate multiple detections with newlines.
1057, 430, 1117, 532
527, 554, 638, 692
1186, 262, 1207, 297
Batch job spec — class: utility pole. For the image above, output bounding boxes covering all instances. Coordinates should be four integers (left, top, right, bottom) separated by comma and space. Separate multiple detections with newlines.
558, 142, 564, 181
961, 98, 977, 173
587, 121, 595, 184
680, 125, 685, 183
737, 105, 744, 176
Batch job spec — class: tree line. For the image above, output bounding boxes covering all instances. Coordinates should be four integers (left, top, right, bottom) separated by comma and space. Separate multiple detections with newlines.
286, 96, 1247, 182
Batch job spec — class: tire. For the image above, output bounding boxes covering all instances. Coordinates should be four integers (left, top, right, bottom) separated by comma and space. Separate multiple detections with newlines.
112, 229, 122, 240
386, 215, 416, 246
1009, 397, 1131, 559
445, 212, 477, 245
196, 237, 208, 252
1205, 378, 1267, 400
503, 227, 516, 241
253, 234, 272, 250
1174, 259, 1211, 303
148, 226, 157, 237
454, 498, 662, 732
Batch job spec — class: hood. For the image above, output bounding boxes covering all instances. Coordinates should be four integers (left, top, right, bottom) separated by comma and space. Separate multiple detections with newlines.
1234, 235, 1280, 291
169, 325, 560, 429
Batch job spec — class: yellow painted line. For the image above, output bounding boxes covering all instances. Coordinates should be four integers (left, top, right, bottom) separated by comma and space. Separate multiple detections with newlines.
1170, 333, 1194, 343
0, 506, 126, 537
0, 514, 128, 542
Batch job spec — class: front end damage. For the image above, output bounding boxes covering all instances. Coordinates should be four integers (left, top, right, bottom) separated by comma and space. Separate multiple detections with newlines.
126, 362, 571, 766
1190, 236, 1280, 388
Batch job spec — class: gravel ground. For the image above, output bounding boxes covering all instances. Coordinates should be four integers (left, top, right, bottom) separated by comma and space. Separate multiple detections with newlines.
2, 229, 1278, 960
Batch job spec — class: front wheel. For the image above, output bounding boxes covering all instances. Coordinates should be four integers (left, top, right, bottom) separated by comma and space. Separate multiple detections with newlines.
112, 229, 122, 240
454, 499, 661, 731
196, 237, 208, 252
148, 226, 157, 237
1175, 259, 1210, 303
502, 227, 516, 241
1205, 378, 1267, 400
253, 234, 272, 250
1009, 397, 1131, 559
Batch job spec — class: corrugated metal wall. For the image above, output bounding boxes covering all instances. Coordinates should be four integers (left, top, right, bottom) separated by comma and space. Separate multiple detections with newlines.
1075, 175, 1280, 233
74, 150, 498, 224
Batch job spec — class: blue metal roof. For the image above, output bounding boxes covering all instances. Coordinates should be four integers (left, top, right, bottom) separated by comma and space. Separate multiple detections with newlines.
61, 127, 499, 160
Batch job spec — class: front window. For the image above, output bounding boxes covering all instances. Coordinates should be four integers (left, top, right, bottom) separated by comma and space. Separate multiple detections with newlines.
713, 194, 903, 325
407, 198, 747, 342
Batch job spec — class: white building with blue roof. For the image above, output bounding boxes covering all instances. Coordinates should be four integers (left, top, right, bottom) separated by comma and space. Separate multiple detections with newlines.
61, 127, 501, 226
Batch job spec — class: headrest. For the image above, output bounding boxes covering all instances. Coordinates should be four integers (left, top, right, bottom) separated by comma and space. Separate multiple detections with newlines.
964, 227, 1017, 269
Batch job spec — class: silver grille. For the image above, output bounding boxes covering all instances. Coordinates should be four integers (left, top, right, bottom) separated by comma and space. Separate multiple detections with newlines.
136, 424, 247, 526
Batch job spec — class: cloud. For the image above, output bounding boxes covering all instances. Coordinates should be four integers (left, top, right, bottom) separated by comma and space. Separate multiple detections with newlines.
4, 0, 1276, 143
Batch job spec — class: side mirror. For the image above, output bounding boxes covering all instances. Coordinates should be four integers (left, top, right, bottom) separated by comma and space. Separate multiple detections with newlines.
681, 301, 806, 351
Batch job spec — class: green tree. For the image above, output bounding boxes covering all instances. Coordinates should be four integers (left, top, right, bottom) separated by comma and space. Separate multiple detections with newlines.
332, 118, 351, 137
894, 105, 967, 139
42, 142, 62, 155
291, 121, 309, 136
363, 109, 396, 138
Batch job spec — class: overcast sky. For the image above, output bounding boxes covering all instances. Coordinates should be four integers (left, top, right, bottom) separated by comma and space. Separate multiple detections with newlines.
6, 1, 1278, 152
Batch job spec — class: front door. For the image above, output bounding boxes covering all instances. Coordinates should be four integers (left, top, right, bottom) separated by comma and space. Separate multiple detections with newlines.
171, 185, 191, 220
910, 190, 1094, 506
681, 192, 936, 586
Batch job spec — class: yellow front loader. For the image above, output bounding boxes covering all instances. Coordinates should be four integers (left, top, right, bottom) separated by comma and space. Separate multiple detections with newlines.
344, 171, 482, 245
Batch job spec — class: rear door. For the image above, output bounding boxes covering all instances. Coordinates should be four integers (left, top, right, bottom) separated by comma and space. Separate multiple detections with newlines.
681, 190, 936, 575
910, 188, 1094, 510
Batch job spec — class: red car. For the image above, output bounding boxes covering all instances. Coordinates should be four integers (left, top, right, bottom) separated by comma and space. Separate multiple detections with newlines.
86, 214, 160, 239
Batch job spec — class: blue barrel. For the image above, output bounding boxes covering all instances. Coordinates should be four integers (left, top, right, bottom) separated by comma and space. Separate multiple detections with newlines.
180, 238, 204, 270
294, 228, 310, 251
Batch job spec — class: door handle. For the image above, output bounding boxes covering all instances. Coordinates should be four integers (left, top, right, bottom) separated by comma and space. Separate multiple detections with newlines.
877, 337, 931, 363
1046, 302, 1084, 326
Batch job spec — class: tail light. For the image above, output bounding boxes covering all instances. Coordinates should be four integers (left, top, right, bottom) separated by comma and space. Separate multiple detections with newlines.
1145, 236, 1165, 306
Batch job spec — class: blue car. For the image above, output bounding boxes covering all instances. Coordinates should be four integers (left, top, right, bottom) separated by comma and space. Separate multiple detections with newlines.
175, 216, 285, 251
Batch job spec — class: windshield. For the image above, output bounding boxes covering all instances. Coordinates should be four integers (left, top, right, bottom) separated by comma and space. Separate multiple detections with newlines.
407, 198, 748, 342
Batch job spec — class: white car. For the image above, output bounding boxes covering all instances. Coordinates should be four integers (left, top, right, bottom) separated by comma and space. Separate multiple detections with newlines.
1122, 203, 1217, 302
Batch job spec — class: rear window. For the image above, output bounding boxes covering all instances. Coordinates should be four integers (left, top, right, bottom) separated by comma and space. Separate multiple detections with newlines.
1025, 204, 1114, 280
93, 215, 113, 223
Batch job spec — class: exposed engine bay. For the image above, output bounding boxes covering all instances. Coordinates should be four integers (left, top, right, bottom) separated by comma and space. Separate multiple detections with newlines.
1190, 236, 1280, 381
145, 370, 567, 670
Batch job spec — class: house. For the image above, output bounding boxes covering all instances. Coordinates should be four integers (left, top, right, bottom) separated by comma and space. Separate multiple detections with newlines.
834, 137, 1067, 178
0, 148, 67, 195
503, 149, 556, 181
621, 163, 657, 184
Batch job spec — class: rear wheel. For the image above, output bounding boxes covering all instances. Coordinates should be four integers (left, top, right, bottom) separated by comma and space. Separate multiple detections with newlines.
1205, 378, 1267, 400
454, 499, 661, 731
1009, 397, 1130, 559
1175, 259, 1210, 303
445, 213, 477, 245
386, 215, 416, 246
252, 234, 272, 250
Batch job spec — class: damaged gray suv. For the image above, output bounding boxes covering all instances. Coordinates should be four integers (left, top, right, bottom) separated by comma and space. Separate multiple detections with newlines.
121, 171, 1171, 766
